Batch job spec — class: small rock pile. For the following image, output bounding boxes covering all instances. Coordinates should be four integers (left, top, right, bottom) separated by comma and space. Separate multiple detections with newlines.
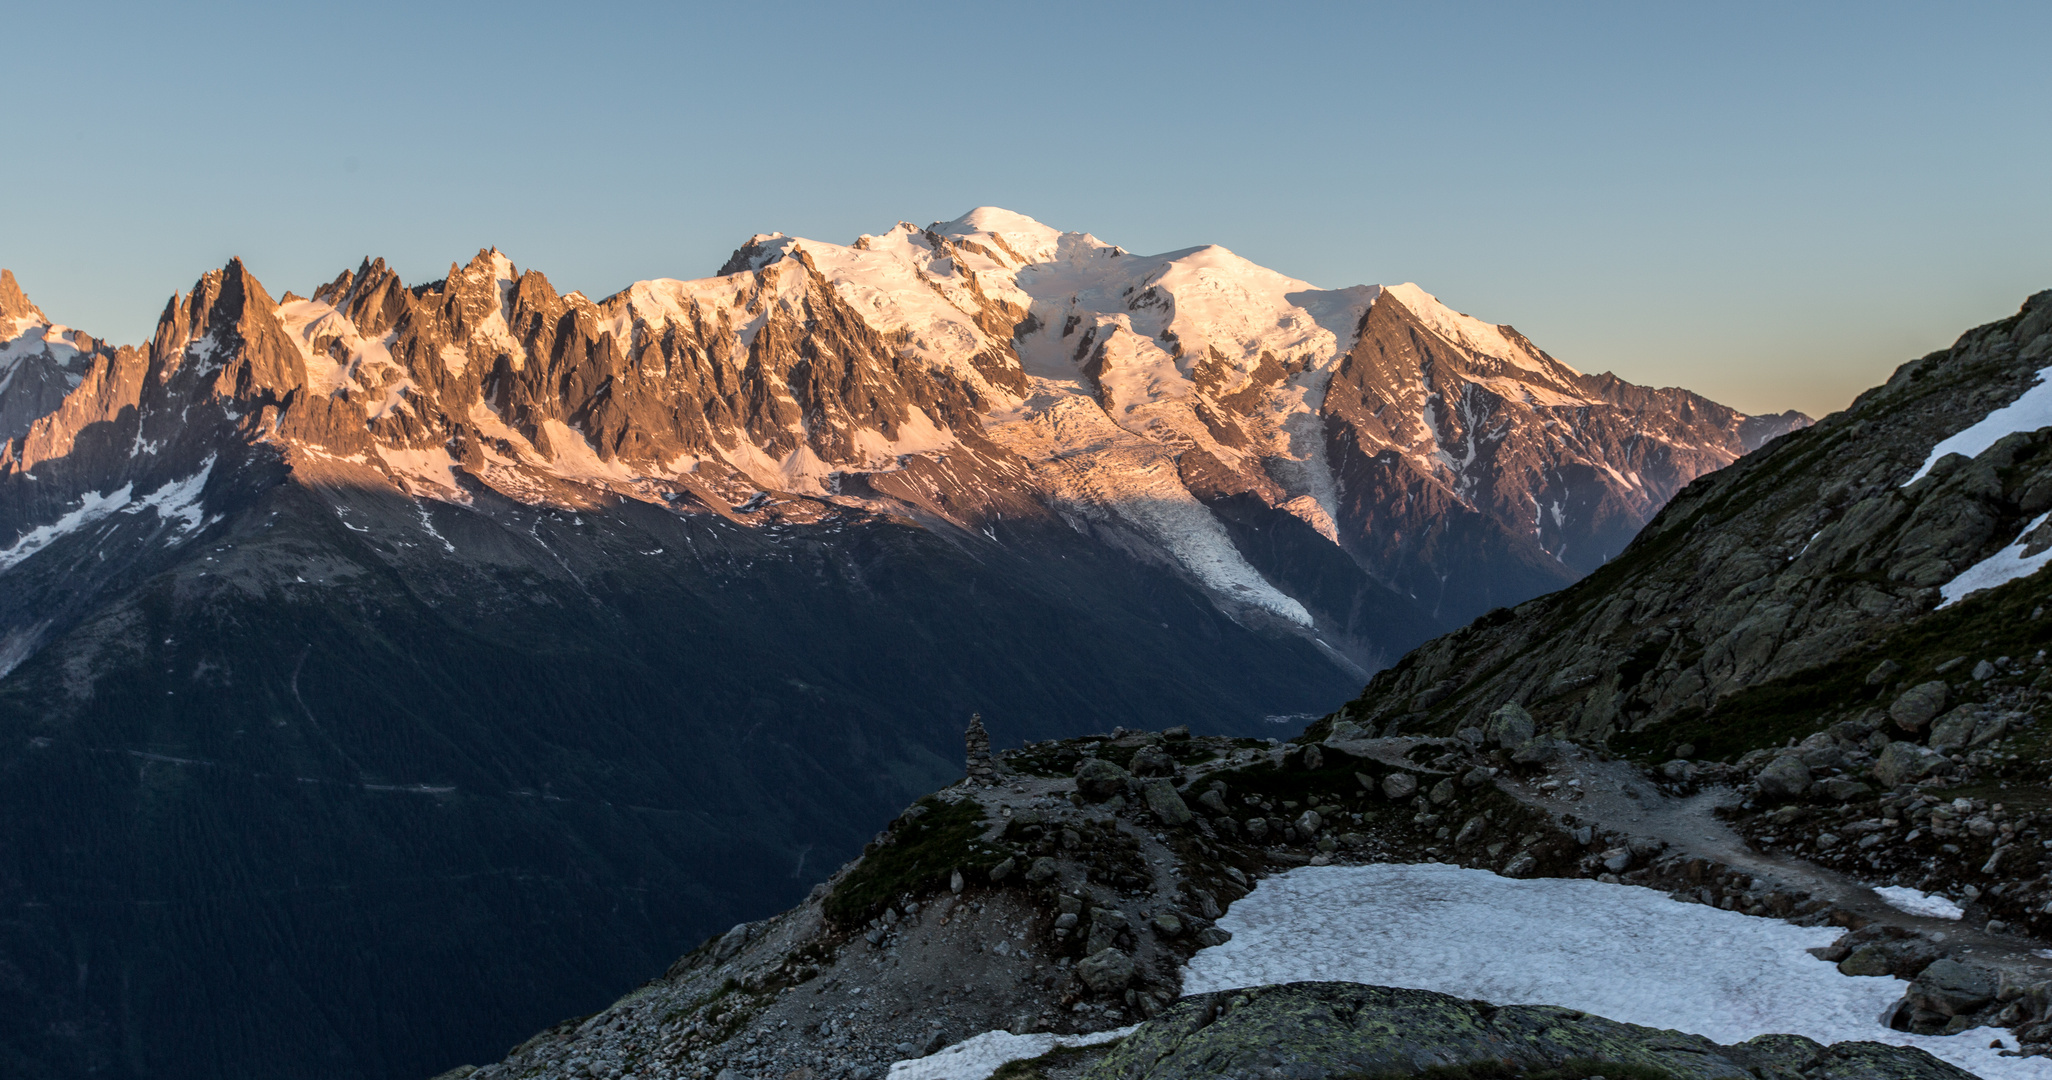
965, 714, 995, 786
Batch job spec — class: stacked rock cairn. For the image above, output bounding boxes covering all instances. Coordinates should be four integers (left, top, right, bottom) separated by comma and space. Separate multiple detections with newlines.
965, 713, 995, 786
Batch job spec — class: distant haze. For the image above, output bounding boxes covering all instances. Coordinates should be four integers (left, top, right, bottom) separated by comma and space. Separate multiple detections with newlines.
5, 0, 2048, 421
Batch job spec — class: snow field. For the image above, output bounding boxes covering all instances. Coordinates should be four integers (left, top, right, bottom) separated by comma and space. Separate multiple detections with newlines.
885, 1025, 1135, 1080
1184, 863, 2042, 1079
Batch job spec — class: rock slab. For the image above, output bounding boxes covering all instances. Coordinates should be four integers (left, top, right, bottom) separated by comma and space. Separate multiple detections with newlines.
1082, 981, 1977, 1080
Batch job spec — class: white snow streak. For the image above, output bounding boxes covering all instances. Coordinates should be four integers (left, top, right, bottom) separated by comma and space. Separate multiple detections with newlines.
1939, 511, 2052, 607
127, 456, 216, 535
0, 484, 133, 570
1908, 364, 2052, 485
0, 459, 215, 572
1183, 863, 2040, 1080
1874, 885, 1968, 921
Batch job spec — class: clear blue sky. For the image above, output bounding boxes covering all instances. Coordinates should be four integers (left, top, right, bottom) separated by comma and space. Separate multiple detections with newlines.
5, 1, 2048, 418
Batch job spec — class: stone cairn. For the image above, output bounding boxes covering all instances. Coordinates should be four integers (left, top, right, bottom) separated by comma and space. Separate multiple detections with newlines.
965, 713, 995, 786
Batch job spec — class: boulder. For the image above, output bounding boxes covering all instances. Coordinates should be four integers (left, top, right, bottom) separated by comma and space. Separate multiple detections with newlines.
1873, 741, 1950, 787
1325, 720, 1369, 742
1795, 732, 1848, 770
1151, 912, 1183, 938
1754, 755, 1812, 801
1142, 780, 1195, 826
1024, 856, 1060, 883
1482, 703, 1536, 748
1970, 713, 2009, 747
1817, 777, 1872, 802
1196, 788, 1230, 816
987, 856, 1016, 882
714, 922, 753, 961
1294, 809, 1321, 836
1087, 908, 1129, 955
1839, 938, 1940, 979
1509, 737, 1562, 765
1128, 745, 1176, 777
1925, 707, 1982, 754
1381, 772, 1418, 801
1075, 759, 1132, 802
1907, 959, 1997, 1017
1428, 778, 1457, 805
1889, 681, 1949, 732
1076, 948, 1135, 993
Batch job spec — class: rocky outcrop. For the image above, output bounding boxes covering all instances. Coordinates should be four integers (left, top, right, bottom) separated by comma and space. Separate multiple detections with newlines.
1088, 981, 1975, 1080
1332, 287, 2052, 752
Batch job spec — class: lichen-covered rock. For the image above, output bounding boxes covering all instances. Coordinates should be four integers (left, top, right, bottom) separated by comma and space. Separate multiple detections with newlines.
1481, 702, 1535, 748
1129, 745, 1176, 777
1076, 759, 1133, 802
1509, 736, 1562, 765
1889, 681, 1950, 732
1082, 981, 1976, 1080
1925, 706, 1983, 753
1906, 958, 1998, 1017
1076, 948, 1135, 993
1872, 741, 1950, 787
1838, 938, 1939, 978
1755, 754, 1813, 801
1142, 780, 1194, 826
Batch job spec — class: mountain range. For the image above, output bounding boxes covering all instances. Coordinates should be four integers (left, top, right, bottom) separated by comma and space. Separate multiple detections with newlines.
0, 209, 1803, 1079
447, 288, 2052, 1080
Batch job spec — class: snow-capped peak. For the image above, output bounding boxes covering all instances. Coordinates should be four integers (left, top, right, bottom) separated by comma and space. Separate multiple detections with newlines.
1381, 283, 1580, 378
932, 207, 1067, 265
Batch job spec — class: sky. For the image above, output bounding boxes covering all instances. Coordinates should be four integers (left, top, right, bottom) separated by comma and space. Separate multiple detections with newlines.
4, 1, 2049, 419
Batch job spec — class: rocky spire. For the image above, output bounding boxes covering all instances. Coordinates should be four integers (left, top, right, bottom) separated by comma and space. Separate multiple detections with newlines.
964, 713, 994, 785
0, 269, 44, 322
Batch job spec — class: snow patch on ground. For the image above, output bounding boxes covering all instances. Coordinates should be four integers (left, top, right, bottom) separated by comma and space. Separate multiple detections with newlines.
1908, 364, 2052, 485
1874, 885, 1968, 921
886, 1024, 1135, 1080
1184, 863, 2038, 1080
1940, 511, 2052, 607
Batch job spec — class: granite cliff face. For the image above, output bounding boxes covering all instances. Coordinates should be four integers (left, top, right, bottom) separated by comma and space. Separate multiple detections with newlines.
0, 212, 1799, 1080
